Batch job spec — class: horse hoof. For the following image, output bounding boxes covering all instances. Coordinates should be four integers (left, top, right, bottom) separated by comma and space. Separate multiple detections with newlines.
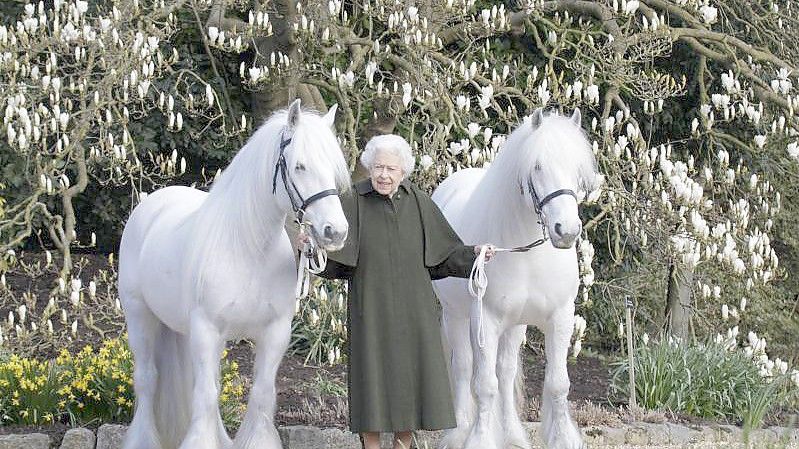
463, 431, 499, 449
543, 423, 583, 449
504, 433, 531, 449
438, 427, 470, 449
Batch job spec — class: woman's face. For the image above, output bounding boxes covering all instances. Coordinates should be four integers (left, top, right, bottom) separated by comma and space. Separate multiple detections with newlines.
370, 150, 405, 196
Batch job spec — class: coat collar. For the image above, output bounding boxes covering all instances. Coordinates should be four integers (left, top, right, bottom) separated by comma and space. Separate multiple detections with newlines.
355, 178, 412, 196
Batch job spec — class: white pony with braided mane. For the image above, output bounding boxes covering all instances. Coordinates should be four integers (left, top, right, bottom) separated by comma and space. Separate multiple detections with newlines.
118, 100, 350, 449
433, 108, 600, 449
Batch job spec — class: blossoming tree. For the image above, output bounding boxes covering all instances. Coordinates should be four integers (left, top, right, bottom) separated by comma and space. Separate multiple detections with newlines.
199, 0, 799, 356
2, 0, 798, 366
0, 0, 237, 275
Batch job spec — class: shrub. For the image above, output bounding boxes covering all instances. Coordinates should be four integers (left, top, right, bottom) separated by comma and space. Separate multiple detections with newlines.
0, 355, 61, 424
610, 338, 797, 428
55, 338, 135, 423
0, 336, 245, 426
290, 279, 347, 366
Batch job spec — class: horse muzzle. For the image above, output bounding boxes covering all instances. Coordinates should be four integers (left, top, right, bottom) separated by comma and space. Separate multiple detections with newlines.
313, 223, 348, 251
550, 221, 580, 249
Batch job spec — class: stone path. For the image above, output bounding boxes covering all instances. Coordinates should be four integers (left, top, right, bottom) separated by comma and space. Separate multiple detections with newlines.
1, 422, 797, 448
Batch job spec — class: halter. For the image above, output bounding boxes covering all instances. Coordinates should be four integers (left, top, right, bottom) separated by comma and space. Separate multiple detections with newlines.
271, 131, 339, 224
468, 178, 579, 348
270, 129, 339, 299
525, 177, 577, 244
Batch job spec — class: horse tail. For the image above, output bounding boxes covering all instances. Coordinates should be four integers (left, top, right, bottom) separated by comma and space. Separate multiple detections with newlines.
153, 326, 192, 449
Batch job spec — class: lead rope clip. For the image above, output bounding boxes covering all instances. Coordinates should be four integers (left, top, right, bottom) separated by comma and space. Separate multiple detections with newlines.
296, 223, 328, 299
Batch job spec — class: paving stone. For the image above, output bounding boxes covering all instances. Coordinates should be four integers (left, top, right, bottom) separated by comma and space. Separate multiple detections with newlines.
624, 423, 651, 445
96, 424, 127, 449
582, 425, 613, 445
413, 429, 443, 448
638, 422, 670, 444
746, 427, 779, 446
59, 428, 96, 449
712, 424, 742, 443
3, 421, 797, 449
279, 425, 361, 449
0, 434, 50, 449
771, 426, 799, 445
666, 423, 702, 444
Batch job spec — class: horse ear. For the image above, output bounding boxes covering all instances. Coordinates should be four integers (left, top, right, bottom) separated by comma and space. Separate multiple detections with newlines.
323, 104, 338, 129
571, 108, 582, 126
530, 108, 544, 129
287, 98, 302, 129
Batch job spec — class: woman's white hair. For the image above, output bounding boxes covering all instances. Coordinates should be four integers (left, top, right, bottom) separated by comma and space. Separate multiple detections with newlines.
360, 134, 415, 177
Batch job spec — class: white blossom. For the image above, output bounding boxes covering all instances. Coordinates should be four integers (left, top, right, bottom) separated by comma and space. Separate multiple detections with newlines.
478, 84, 494, 110
402, 82, 413, 107
467, 122, 480, 138
624, 1, 640, 15
207, 26, 219, 43
455, 95, 468, 111
699, 5, 718, 24
787, 142, 799, 160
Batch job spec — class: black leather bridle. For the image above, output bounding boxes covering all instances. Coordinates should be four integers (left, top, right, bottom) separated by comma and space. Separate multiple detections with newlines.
527, 177, 577, 216
507, 178, 577, 251
271, 131, 339, 223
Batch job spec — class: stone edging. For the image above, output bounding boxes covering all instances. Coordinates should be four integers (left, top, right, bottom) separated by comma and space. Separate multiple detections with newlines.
0, 422, 797, 448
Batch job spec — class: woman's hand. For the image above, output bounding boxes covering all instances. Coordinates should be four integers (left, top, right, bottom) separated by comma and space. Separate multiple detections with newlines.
474, 244, 496, 261
297, 231, 311, 247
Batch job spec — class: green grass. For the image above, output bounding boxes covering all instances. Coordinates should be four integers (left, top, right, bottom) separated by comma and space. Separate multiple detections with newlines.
610, 339, 796, 430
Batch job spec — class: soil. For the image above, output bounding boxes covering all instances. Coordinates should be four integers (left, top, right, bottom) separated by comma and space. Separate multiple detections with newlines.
264, 343, 614, 429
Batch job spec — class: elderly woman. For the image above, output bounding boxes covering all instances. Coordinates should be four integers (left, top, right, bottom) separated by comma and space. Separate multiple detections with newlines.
306, 134, 494, 449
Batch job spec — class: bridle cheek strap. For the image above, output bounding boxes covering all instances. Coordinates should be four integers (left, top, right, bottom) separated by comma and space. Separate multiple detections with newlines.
271, 131, 340, 223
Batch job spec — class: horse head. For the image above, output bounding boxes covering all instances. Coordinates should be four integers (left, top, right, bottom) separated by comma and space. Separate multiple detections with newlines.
274, 99, 350, 251
522, 108, 600, 249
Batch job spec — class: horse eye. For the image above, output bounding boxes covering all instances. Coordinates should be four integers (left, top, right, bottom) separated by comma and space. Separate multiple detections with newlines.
534, 163, 542, 171
295, 162, 306, 171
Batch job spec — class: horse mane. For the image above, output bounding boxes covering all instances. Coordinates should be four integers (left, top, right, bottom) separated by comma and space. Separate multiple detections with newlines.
463, 110, 596, 244
187, 107, 351, 282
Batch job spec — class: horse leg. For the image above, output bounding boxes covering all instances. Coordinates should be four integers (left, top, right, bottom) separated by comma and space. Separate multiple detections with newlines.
178, 316, 228, 449
541, 306, 583, 449
497, 325, 530, 449
463, 310, 502, 449
438, 310, 474, 449
233, 316, 292, 449
122, 298, 164, 449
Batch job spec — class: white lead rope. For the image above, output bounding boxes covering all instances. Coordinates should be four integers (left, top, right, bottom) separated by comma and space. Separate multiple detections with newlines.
468, 242, 545, 348
296, 225, 328, 299
468, 245, 490, 349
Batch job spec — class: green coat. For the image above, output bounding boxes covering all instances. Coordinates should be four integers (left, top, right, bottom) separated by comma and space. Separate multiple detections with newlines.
320, 178, 477, 433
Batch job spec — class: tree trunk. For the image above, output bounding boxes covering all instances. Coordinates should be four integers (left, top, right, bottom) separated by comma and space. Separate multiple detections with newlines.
664, 262, 694, 343
249, 0, 326, 121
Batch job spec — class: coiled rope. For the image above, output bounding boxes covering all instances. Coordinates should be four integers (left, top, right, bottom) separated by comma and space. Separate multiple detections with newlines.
467, 237, 548, 348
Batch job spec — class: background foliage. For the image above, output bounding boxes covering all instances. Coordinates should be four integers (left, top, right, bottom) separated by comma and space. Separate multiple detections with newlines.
0, 0, 798, 422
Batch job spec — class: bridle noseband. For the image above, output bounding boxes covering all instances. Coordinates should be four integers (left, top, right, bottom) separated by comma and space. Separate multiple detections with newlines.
520, 177, 578, 247
271, 131, 339, 223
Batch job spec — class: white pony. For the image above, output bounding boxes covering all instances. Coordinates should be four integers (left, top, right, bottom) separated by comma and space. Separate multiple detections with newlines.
118, 100, 350, 449
433, 108, 599, 449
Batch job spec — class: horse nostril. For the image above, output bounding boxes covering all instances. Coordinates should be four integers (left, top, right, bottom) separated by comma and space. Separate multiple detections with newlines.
323, 224, 334, 240
555, 223, 563, 237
